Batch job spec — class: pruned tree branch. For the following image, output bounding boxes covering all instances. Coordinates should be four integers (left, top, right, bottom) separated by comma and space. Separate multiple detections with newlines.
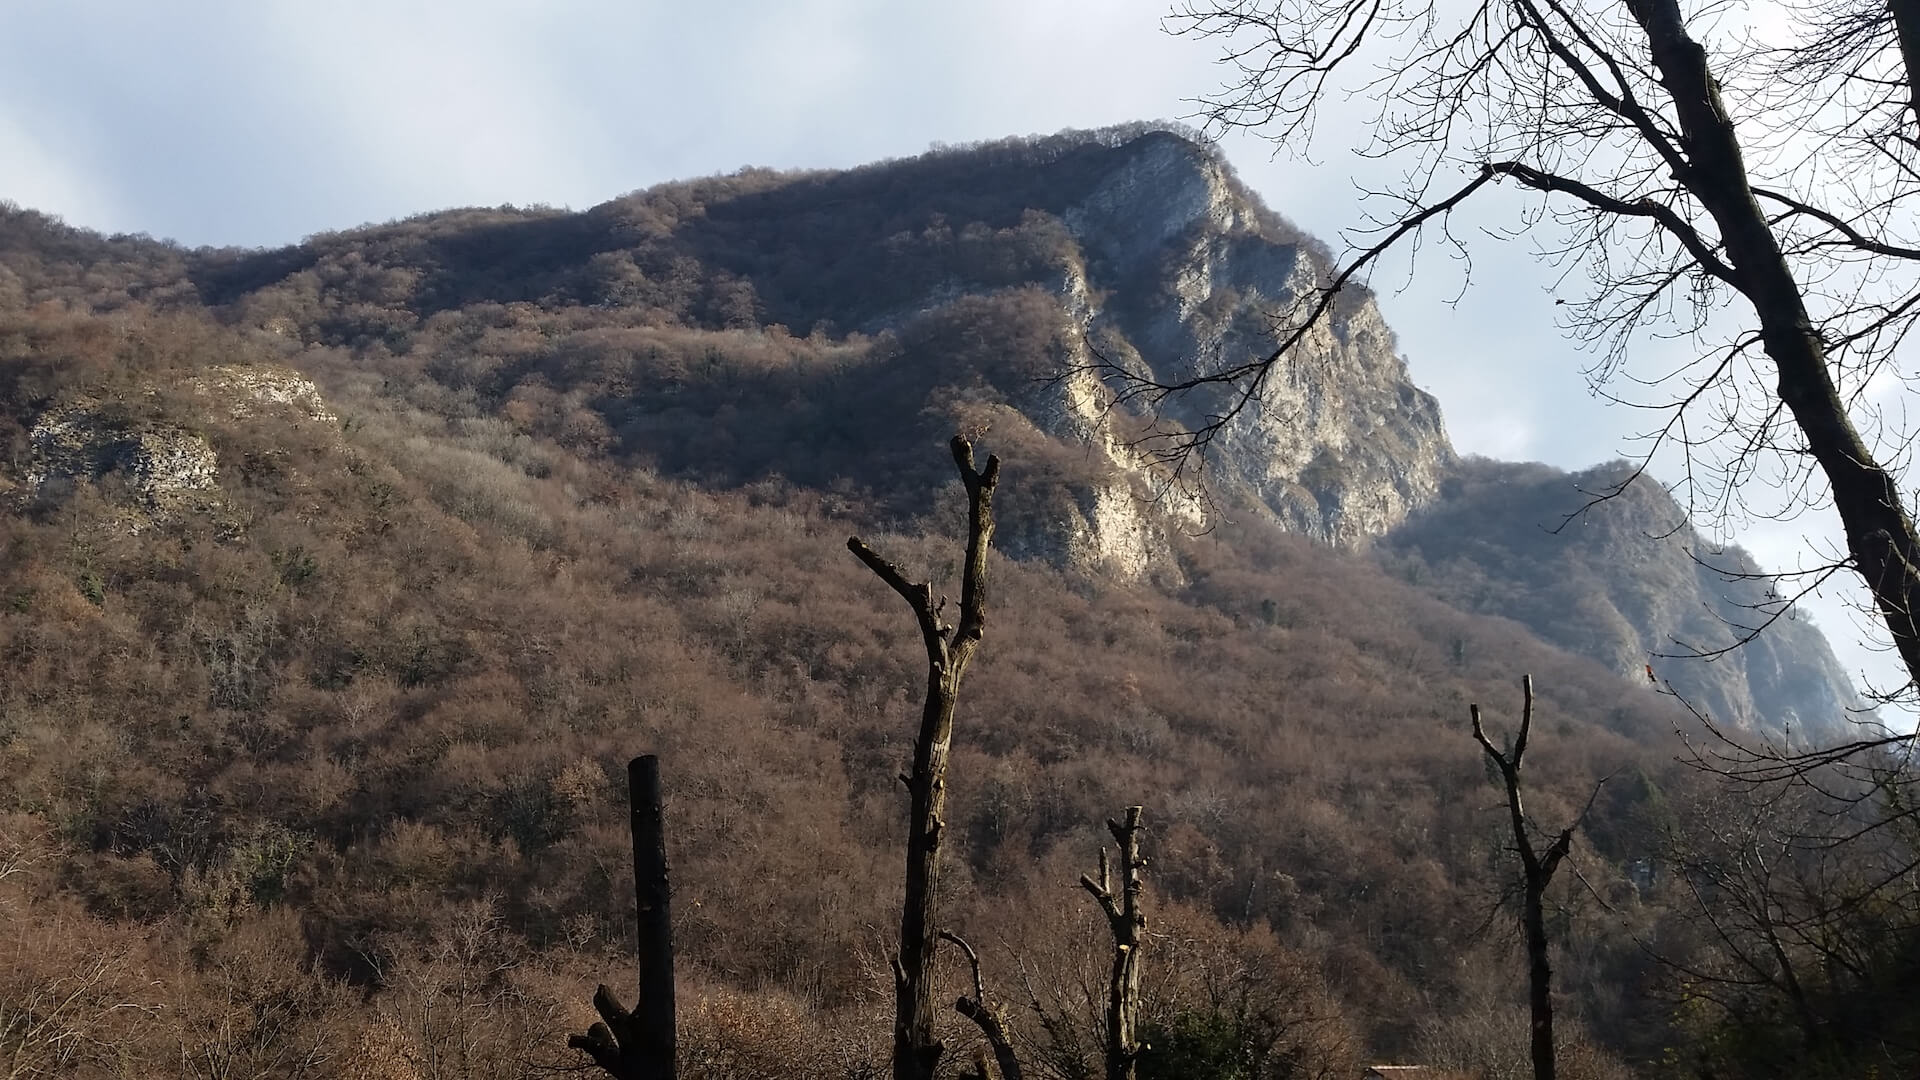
569, 985, 666, 1080
1471, 675, 1599, 1080
569, 756, 675, 1080
1080, 806, 1147, 1080
941, 930, 1024, 1080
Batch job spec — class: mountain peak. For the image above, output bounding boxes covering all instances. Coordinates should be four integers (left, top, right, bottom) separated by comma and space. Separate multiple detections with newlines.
1386, 457, 1870, 740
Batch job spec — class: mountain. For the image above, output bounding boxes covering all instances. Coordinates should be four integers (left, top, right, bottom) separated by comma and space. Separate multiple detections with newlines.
1385, 459, 1868, 741
166, 124, 1856, 737
0, 125, 1876, 1073
177, 127, 1450, 570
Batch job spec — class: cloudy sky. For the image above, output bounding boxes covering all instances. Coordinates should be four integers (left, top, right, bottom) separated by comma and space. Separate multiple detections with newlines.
4, 1, 1908, 704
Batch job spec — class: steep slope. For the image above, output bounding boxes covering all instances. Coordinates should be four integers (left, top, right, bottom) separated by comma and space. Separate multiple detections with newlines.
0, 299, 1677, 1066
1048, 131, 1452, 547
187, 127, 1454, 565
1384, 459, 1868, 740
3, 125, 1865, 740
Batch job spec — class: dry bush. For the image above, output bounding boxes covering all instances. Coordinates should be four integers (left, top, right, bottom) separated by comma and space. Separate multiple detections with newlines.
162, 912, 351, 1080
0, 904, 160, 1078
677, 979, 888, 1080
370, 899, 581, 1080
1412, 949, 1633, 1080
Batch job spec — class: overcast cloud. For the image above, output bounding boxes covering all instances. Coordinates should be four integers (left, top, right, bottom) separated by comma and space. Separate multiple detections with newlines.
4, 1, 1906, 704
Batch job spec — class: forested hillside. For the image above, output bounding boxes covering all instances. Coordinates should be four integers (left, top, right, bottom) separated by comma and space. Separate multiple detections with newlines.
1, 126, 1909, 1079
134, 125, 1857, 735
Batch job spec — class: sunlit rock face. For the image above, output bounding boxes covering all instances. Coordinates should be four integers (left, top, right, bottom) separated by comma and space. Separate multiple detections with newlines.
27, 403, 222, 531
1009, 131, 1456, 567
194, 364, 337, 425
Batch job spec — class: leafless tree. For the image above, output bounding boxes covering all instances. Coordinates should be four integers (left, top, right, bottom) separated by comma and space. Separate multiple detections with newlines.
1080, 808, 1148, 1080
850, 435, 1001, 1080
1653, 764, 1920, 1073
1159, 0, 1920, 711
1472, 676, 1606, 1080
1678, 684, 1920, 868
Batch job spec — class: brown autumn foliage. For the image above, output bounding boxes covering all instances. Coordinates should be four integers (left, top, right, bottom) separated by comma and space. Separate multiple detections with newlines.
6, 128, 1865, 1076
0, 294, 1683, 1075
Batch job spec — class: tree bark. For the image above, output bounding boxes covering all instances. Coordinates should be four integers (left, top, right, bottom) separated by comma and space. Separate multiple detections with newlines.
629, 756, 676, 1076
1626, 0, 1920, 693
568, 754, 676, 1080
850, 435, 1000, 1080
1521, 873, 1557, 1080
1080, 807, 1146, 1080
1889, 0, 1920, 126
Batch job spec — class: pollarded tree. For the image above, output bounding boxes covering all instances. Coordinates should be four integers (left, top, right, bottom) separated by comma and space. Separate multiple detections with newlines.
1154, 0, 1920, 710
849, 435, 1000, 1080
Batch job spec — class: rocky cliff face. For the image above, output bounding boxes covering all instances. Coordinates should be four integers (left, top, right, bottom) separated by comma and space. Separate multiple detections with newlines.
891, 132, 1454, 578
1054, 134, 1453, 549
1384, 459, 1868, 740
20, 364, 334, 533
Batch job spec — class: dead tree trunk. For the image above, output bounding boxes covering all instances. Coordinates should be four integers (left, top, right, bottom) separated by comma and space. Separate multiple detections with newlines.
849, 435, 1000, 1080
1470, 677, 1604, 1080
569, 755, 677, 1080
1080, 806, 1146, 1080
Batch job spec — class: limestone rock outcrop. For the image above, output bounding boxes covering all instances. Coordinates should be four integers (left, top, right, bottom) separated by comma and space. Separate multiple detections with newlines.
21, 364, 333, 533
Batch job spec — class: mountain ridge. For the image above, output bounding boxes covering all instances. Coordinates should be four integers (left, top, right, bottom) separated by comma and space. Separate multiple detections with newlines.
1, 123, 1861, 739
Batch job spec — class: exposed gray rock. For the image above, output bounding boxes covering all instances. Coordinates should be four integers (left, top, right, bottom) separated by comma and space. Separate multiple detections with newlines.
1024, 133, 1455, 561
193, 364, 337, 424
1384, 459, 1871, 741
27, 402, 221, 531
21, 365, 334, 534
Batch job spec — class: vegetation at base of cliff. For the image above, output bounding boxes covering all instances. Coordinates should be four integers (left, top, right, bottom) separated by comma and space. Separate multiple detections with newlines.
0, 298, 1665, 1073
2, 128, 1914, 1077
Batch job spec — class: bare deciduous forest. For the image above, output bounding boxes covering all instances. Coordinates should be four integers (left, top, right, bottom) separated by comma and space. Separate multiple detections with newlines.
1, 126, 1915, 1079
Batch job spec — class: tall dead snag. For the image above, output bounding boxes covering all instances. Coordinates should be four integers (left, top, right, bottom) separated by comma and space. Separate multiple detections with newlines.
848, 434, 1000, 1080
1470, 678, 1604, 1080
940, 930, 1024, 1080
1080, 806, 1147, 1080
569, 755, 677, 1080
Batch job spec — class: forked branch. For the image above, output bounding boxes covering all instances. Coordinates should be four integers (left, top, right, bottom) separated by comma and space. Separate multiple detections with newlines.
849, 434, 1002, 1080
940, 930, 1024, 1080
